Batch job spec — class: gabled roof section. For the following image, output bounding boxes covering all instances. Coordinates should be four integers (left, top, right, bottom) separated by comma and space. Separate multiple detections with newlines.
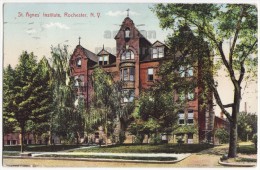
72, 44, 98, 63
97, 47, 115, 58
152, 40, 165, 47
114, 17, 152, 45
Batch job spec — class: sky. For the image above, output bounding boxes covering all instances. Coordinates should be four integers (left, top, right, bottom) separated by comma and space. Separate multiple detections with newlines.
2, 3, 258, 115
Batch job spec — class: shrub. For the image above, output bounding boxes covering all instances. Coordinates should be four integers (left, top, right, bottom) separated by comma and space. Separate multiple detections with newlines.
215, 128, 229, 144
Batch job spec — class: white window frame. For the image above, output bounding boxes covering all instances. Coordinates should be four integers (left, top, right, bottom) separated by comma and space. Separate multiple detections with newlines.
178, 111, 185, 125
148, 68, 154, 81
187, 110, 194, 125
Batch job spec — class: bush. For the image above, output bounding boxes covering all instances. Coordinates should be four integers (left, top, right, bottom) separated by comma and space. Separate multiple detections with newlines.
215, 128, 229, 144
150, 135, 162, 144
252, 134, 257, 149
133, 134, 144, 144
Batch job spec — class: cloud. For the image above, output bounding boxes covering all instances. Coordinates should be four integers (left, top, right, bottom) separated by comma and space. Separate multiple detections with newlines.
26, 29, 36, 34
106, 10, 140, 17
42, 22, 70, 30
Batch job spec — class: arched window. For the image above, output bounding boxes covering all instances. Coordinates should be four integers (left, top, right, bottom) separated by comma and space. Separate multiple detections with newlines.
76, 57, 82, 67
121, 50, 134, 60
125, 27, 130, 38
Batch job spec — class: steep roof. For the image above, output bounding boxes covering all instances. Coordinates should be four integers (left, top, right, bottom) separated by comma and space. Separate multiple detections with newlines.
73, 45, 98, 63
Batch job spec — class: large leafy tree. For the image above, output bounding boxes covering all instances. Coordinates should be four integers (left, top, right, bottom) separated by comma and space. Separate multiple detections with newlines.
25, 57, 53, 144
3, 65, 17, 135
49, 45, 81, 144
237, 112, 257, 141
153, 4, 257, 157
11, 51, 38, 152
88, 67, 134, 144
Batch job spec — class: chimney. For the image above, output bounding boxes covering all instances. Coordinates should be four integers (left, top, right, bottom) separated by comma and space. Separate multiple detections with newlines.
244, 102, 247, 113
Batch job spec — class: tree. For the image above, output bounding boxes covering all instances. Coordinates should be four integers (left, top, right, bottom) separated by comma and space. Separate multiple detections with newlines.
12, 51, 38, 152
3, 65, 18, 135
215, 128, 229, 144
237, 112, 257, 141
25, 57, 53, 144
87, 67, 134, 144
49, 45, 79, 144
153, 4, 257, 158
136, 88, 179, 143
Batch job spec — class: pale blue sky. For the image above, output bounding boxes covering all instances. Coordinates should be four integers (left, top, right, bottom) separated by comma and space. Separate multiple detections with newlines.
3, 3, 257, 114
4, 3, 171, 67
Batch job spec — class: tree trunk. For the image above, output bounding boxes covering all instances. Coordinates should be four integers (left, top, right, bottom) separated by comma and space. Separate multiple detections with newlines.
21, 126, 25, 153
228, 89, 240, 158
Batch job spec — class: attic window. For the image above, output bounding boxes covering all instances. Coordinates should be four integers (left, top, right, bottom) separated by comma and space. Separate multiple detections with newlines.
76, 57, 82, 67
152, 47, 164, 59
125, 28, 130, 38
99, 55, 109, 65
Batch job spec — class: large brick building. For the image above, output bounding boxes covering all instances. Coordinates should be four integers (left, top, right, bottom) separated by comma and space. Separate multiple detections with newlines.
69, 16, 215, 144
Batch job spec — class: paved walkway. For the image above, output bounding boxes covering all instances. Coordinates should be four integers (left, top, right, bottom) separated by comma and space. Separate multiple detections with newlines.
1, 144, 233, 167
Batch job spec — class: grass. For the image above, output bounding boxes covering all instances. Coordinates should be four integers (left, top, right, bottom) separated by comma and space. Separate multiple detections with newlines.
71, 143, 214, 153
3, 144, 83, 152
35, 154, 177, 161
237, 144, 257, 154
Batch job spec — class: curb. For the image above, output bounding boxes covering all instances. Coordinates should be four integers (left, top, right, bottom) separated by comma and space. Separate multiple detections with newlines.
218, 159, 256, 167
3, 154, 191, 164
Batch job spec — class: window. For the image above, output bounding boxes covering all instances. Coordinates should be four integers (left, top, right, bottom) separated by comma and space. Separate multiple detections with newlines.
180, 66, 185, 77
99, 56, 103, 65
178, 111, 185, 125
76, 58, 82, 67
179, 91, 185, 101
125, 28, 130, 38
152, 48, 157, 58
187, 110, 194, 124
179, 65, 194, 77
151, 47, 164, 59
123, 89, 135, 103
187, 65, 193, 77
129, 67, 135, 81
158, 47, 164, 58
103, 55, 108, 65
148, 68, 154, 81
123, 68, 128, 81
187, 133, 194, 144
121, 50, 134, 61
99, 55, 109, 65
121, 67, 135, 81
188, 91, 195, 100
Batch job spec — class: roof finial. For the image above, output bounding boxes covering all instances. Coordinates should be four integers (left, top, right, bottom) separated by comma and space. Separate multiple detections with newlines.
78, 36, 81, 45
127, 9, 130, 17
103, 44, 104, 49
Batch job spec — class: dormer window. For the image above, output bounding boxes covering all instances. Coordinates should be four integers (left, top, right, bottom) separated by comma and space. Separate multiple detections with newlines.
152, 47, 164, 59
125, 28, 130, 38
121, 50, 134, 61
99, 55, 109, 65
76, 57, 82, 67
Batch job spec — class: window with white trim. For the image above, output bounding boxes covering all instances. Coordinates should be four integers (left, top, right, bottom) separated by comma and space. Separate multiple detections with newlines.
148, 68, 154, 81
178, 110, 185, 125
121, 50, 134, 61
187, 110, 194, 124
125, 28, 130, 38
151, 47, 164, 59
120, 67, 135, 82
76, 57, 82, 67
188, 91, 195, 100
187, 65, 193, 77
99, 55, 109, 65
123, 89, 135, 103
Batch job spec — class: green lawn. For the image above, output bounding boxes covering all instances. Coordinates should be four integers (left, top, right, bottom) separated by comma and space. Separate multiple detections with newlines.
237, 144, 257, 154
71, 143, 214, 153
3, 144, 83, 152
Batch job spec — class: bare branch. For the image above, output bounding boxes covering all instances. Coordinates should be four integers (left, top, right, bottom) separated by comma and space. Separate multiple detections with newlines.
223, 103, 234, 108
